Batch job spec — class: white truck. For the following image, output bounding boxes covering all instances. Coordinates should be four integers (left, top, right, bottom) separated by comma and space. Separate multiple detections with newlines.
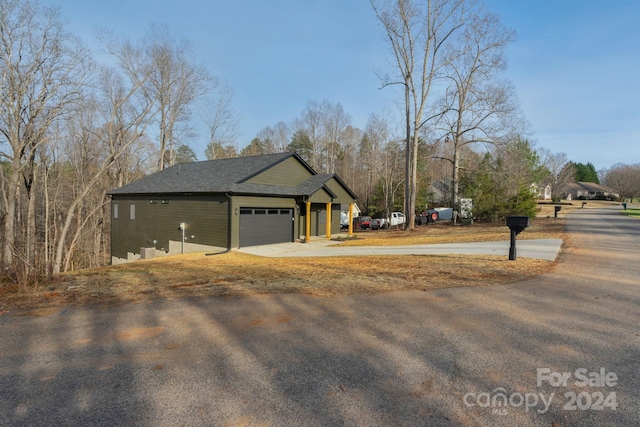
389, 211, 406, 227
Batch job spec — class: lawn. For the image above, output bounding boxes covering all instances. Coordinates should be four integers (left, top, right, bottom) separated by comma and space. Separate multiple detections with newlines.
0, 218, 565, 313
336, 217, 564, 246
621, 208, 640, 218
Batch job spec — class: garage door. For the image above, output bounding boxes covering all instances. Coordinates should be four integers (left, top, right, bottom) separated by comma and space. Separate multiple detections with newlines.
239, 208, 294, 247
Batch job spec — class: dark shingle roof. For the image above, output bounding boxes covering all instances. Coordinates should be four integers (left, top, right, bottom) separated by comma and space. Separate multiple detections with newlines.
295, 173, 337, 198
107, 152, 355, 200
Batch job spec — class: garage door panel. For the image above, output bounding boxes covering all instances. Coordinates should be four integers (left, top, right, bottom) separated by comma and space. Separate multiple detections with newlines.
239, 208, 293, 247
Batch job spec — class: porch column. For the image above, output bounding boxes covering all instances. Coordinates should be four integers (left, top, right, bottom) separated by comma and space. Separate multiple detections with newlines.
305, 201, 311, 243
348, 202, 354, 237
325, 202, 332, 239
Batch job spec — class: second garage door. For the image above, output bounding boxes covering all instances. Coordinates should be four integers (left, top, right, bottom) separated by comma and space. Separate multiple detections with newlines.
239, 208, 294, 247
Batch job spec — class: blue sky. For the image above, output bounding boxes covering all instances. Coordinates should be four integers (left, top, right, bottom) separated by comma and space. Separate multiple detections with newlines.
47, 0, 639, 170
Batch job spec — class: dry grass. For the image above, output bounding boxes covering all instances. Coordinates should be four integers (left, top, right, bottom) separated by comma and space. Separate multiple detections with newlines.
0, 217, 567, 312
336, 216, 565, 246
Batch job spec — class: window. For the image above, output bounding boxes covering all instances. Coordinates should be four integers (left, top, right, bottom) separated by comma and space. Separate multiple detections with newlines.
113, 203, 119, 219
130, 204, 136, 220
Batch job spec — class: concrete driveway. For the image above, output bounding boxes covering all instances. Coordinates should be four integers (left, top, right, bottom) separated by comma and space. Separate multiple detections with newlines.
237, 237, 563, 261
0, 206, 638, 426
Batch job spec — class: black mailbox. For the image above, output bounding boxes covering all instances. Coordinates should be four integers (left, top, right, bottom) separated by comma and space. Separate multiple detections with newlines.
506, 216, 530, 260
506, 216, 530, 234
554, 205, 562, 218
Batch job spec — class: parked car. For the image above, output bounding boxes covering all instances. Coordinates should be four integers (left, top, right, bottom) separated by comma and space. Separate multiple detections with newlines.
353, 216, 372, 230
370, 218, 388, 230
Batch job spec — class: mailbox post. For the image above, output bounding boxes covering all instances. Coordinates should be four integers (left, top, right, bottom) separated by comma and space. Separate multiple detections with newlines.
554, 205, 562, 218
506, 216, 530, 261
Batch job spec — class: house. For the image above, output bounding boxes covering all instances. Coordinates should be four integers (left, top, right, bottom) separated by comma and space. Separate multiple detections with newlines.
428, 179, 452, 206
107, 152, 357, 264
531, 182, 552, 200
564, 182, 619, 201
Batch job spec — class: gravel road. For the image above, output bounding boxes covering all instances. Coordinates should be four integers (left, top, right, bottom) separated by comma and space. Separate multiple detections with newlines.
1, 206, 638, 426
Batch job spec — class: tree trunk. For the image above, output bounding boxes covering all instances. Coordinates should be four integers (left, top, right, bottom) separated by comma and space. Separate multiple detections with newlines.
452, 143, 460, 225
404, 82, 412, 230
26, 170, 37, 273
2, 162, 20, 268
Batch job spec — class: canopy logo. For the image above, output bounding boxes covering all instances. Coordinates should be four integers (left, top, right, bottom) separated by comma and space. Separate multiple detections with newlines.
463, 367, 618, 416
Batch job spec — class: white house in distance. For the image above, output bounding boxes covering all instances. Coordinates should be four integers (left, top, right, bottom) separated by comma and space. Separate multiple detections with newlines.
564, 182, 619, 201
531, 182, 552, 200
532, 181, 619, 202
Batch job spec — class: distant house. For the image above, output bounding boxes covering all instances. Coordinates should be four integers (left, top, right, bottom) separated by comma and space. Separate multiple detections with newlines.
108, 152, 357, 264
531, 182, 552, 200
428, 179, 452, 206
564, 182, 619, 201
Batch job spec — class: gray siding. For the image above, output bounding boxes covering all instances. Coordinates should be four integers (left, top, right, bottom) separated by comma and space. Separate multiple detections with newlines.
111, 194, 229, 259
245, 156, 312, 186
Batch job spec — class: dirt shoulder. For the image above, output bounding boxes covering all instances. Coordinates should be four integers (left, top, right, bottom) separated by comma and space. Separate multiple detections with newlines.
0, 218, 566, 313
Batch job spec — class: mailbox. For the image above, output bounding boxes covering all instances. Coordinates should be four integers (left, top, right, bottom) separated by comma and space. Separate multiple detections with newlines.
506, 216, 530, 235
506, 216, 530, 260
554, 205, 562, 218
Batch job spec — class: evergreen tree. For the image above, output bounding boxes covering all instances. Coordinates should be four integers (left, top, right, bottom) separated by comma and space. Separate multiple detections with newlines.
287, 130, 313, 163
570, 161, 599, 183
173, 144, 198, 163
465, 138, 543, 222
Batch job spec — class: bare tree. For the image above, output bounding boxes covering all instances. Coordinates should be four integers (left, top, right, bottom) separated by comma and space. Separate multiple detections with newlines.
321, 101, 351, 174
436, 8, 517, 222
272, 121, 291, 153
370, 0, 465, 229
603, 163, 640, 201
292, 100, 352, 173
144, 24, 213, 170
294, 100, 323, 170
362, 112, 402, 217
100, 24, 213, 171
538, 148, 575, 201
50, 60, 154, 274
335, 125, 363, 195
202, 81, 240, 159
0, 0, 90, 274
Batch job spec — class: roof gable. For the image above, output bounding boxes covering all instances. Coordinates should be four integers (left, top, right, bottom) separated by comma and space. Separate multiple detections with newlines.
109, 152, 299, 195
242, 155, 314, 187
